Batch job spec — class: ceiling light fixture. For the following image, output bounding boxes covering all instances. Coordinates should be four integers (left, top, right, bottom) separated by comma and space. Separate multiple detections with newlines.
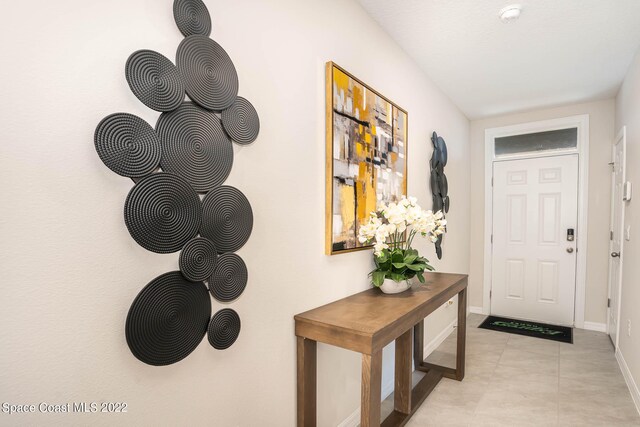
499, 4, 522, 23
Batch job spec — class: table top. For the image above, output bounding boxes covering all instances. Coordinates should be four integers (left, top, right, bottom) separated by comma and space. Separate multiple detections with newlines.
294, 272, 468, 354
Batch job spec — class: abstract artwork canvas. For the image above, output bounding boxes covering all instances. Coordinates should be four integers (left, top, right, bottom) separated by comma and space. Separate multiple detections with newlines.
325, 62, 408, 255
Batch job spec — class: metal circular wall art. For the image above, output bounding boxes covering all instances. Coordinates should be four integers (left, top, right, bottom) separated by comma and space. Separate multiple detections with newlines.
156, 102, 233, 193
179, 237, 217, 282
429, 131, 450, 260
176, 35, 239, 112
96, 0, 259, 364
201, 185, 253, 253
221, 97, 260, 145
125, 49, 185, 112
126, 271, 211, 366
124, 173, 202, 253
94, 113, 161, 178
210, 253, 248, 302
208, 308, 241, 350
173, 0, 212, 37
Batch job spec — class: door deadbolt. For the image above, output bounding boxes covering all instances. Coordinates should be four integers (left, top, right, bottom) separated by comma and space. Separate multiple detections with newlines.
566, 247, 574, 253
567, 228, 575, 241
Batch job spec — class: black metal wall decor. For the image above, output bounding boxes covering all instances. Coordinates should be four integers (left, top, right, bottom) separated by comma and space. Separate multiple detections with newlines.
430, 131, 449, 260
95, 0, 260, 365
207, 308, 241, 350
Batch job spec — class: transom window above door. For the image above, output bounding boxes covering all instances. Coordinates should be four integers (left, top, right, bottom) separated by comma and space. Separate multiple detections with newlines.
495, 127, 578, 157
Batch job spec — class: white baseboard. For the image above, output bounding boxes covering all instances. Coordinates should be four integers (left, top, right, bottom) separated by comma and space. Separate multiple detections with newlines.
616, 348, 640, 416
424, 318, 457, 356
582, 321, 607, 333
469, 306, 484, 315
338, 319, 457, 427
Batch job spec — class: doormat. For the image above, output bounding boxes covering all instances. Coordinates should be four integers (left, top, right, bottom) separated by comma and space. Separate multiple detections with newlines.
478, 315, 573, 343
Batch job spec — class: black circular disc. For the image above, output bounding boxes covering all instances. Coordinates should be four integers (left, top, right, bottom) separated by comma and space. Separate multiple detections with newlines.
221, 97, 260, 145
126, 271, 211, 366
124, 173, 202, 253
208, 308, 241, 350
201, 186, 253, 253
430, 151, 440, 169
210, 253, 247, 302
156, 102, 233, 192
430, 169, 439, 196
437, 136, 448, 167
179, 237, 217, 282
439, 173, 449, 197
444, 196, 450, 213
433, 194, 444, 212
173, 0, 211, 37
125, 50, 185, 112
94, 113, 160, 178
176, 35, 239, 112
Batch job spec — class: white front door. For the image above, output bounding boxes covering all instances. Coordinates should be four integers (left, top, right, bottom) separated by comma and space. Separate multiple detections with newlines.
608, 128, 626, 347
491, 154, 579, 326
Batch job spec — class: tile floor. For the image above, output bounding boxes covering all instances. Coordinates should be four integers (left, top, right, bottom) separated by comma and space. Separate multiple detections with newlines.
381, 314, 640, 426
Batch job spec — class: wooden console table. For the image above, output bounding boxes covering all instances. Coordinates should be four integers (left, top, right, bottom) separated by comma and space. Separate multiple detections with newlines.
294, 273, 467, 427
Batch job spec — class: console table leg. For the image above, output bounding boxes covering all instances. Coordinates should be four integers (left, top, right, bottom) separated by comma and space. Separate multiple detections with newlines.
395, 328, 412, 414
297, 336, 317, 427
413, 320, 424, 370
361, 350, 382, 427
456, 288, 467, 381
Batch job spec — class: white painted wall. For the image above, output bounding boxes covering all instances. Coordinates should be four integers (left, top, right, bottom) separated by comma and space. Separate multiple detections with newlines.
0, 1, 470, 426
615, 47, 640, 408
468, 99, 615, 325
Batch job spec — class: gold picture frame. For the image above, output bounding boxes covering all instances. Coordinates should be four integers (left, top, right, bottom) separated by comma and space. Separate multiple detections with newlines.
325, 62, 408, 255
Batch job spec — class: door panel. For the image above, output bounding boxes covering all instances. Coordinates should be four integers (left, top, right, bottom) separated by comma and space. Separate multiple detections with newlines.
492, 154, 578, 326
608, 129, 626, 347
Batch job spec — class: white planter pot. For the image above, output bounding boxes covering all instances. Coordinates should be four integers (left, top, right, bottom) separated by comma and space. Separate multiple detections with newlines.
379, 278, 411, 294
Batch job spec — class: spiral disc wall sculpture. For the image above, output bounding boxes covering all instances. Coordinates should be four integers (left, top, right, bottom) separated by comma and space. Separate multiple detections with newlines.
176, 35, 239, 112
173, 0, 211, 37
210, 253, 248, 302
124, 172, 202, 253
125, 50, 186, 112
201, 186, 254, 253
96, 0, 260, 365
208, 308, 241, 350
430, 132, 450, 260
179, 237, 217, 282
156, 102, 233, 192
126, 271, 211, 366
221, 97, 260, 145
94, 113, 161, 178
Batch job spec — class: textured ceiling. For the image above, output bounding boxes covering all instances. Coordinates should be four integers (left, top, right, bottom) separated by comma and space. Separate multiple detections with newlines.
358, 0, 640, 119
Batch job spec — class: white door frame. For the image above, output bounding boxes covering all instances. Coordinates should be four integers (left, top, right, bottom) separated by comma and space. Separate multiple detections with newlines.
483, 115, 590, 328
607, 126, 626, 348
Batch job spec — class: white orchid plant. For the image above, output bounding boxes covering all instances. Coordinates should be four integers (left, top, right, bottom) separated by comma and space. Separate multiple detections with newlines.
358, 196, 447, 287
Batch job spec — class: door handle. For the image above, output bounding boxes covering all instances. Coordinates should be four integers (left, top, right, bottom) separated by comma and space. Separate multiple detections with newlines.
611, 252, 620, 258
566, 247, 574, 253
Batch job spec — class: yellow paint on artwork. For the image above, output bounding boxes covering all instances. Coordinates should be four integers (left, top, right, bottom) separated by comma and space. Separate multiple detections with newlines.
339, 184, 355, 233
364, 133, 371, 143
333, 68, 350, 93
371, 125, 376, 136
356, 181, 366, 220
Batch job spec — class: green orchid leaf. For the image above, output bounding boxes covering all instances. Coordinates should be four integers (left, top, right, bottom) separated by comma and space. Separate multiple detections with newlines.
371, 271, 385, 287
392, 262, 406, 269
416, 272, 426, 283
390, 272, 405, 282
406, 263, 426, 271
404, 254, 418, 264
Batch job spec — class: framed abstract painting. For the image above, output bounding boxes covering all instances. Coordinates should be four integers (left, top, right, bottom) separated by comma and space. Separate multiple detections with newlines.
325, 62, 408, 255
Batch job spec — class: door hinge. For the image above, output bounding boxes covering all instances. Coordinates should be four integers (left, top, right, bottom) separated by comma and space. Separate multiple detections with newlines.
491, 234, 493, 244
490, 290, 492, 298
491, 177, 494, 187
610, 231, 614, 241
608, 298, 611, 308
